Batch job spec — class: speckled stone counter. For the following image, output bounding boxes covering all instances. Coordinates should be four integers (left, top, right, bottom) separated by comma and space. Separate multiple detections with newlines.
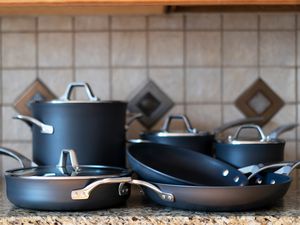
0, 180, 300, 225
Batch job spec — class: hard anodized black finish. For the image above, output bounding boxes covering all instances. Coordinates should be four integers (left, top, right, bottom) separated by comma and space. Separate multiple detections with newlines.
127, 142, 248, 186
140, 133, 215, 156
142, 173, 291, 211
31, 101, 127, 166
215, 141, 285, 168
5, 176, 130, 211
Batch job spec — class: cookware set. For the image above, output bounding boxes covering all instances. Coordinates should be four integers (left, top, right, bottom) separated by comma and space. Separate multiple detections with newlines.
1, 82, 299, 212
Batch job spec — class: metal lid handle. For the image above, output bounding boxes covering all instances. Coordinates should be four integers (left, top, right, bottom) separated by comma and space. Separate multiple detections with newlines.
59, 82, 99, 102
57, 149, 79, 171
230, 124, 266, 142
161, 114, 197, 133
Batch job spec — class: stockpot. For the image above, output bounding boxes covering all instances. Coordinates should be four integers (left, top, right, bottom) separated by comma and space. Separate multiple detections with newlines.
14, 82, 127, 167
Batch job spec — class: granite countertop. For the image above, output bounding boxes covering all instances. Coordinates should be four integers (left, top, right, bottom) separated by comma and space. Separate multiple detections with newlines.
0, 178, 300, 225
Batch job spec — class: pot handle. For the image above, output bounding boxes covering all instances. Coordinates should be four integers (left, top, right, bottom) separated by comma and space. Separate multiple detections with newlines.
13, 115, 54, 134
57, 149, 80, 172
60, 82, 99, 102
267, 123, 299, 139
229, 124, 267, 143
71, 177, 174, 202
0, 147, 36, 168
161, 114, 197, 134
244, 161, 300, 180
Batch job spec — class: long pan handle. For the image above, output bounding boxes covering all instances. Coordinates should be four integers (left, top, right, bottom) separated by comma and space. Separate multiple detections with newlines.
267, 123, 299, 139
0, 147, 36, 168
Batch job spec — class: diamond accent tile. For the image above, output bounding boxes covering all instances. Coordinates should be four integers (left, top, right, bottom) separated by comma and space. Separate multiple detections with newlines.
235, 78, 284, 125
128, 81, 174, 129
15, 79, 56, 116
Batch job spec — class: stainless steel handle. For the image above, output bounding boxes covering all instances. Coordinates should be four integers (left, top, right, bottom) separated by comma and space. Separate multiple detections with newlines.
161, 114, 197, 134
230, 124, 266, 143
71, 177, 174, 203
0, 147, 37, 168
13, 115, 54, 134
246, 162, 297, 180
130, 179, 174, 202
59, 82, 99, 102
71, 177, 132, 200
268, 123, 299, 139
213, 116, 264, 134
57, 149, 79, 171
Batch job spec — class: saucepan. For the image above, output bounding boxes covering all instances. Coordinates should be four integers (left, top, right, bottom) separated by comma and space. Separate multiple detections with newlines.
140, 114, 264, 156
13, 82, 130, 167
215, 124, 298, 168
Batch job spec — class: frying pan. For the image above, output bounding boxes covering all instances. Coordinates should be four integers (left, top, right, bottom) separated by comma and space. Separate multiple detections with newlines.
0, 147, 132, 211
140, 115, 263, 156
139, 162, 300, 211
127, 141, 249, 186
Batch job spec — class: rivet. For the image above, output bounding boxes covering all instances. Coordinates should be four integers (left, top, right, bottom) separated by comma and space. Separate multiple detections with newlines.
234, 176, 240, 183
222, 170, 229, 177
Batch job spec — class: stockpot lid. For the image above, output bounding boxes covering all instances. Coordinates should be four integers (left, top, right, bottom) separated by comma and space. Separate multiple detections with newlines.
32, 82, 126, 104
6, 149, 130, 180
143, 115, 211, 138
222, 124, 284, 145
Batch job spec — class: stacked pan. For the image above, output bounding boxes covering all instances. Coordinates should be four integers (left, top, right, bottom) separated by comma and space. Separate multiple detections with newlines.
128, 114, 299, 211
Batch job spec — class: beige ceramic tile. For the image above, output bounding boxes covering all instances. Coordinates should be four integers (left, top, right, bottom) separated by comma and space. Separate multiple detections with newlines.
111, 16, 146, 30
186, 32, 221, 66
126, 119, 145, 140
112, 32, 146, 66
284, 141, 296, 161
75, 69, 110, 100
260, 13, 296, 30
186, 104, 222, 132
223, 68, 259, 103
38, 33, 72, 67
260, 68, 296, 103
186, 68, 221, 103
2, 33, 36, 68
75, 16, 109, 30
38, 69, 73, 97
149, 15, 183, 30
151, 105, 185, 131
112, 68, 147, 101
260, 31, 295, 66
223, 31, 258, 66
186, 13, 221, 30
223, 13, 258, 30
149, 31, 183, 66
2, 70, 36, 104
2, 17, 36, 31
149, 68, 184, 103
297, 31, 300, 66
222, 104, 246, 139
2, 107, 32, 141
264, 104, 297, 140
0, 142, 32, 176
38, 16, 72, 31
75, 32, 109, 67
298, 69, 300, 100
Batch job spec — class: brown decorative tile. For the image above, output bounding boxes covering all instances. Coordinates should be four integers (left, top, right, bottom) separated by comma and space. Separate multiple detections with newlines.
14, 79, 56, 116
128, 81, 174, 129
235, 78, 284, 125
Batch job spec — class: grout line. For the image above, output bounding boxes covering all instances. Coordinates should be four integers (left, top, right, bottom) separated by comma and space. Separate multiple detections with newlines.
183, 14, 187, 115
108, 16, 113, 100
35, 17, 39, 80
146, 16, 150, 81
220, 13, 224, 125
257, 13, 261, 78
71, 16, 76, 98
295, 14, 298, 160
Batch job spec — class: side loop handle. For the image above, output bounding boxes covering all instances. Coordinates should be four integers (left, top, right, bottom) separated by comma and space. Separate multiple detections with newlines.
230, 124, 266, 142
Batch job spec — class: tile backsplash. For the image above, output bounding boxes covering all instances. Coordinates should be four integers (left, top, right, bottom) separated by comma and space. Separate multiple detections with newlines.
1, 13, 300, 172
